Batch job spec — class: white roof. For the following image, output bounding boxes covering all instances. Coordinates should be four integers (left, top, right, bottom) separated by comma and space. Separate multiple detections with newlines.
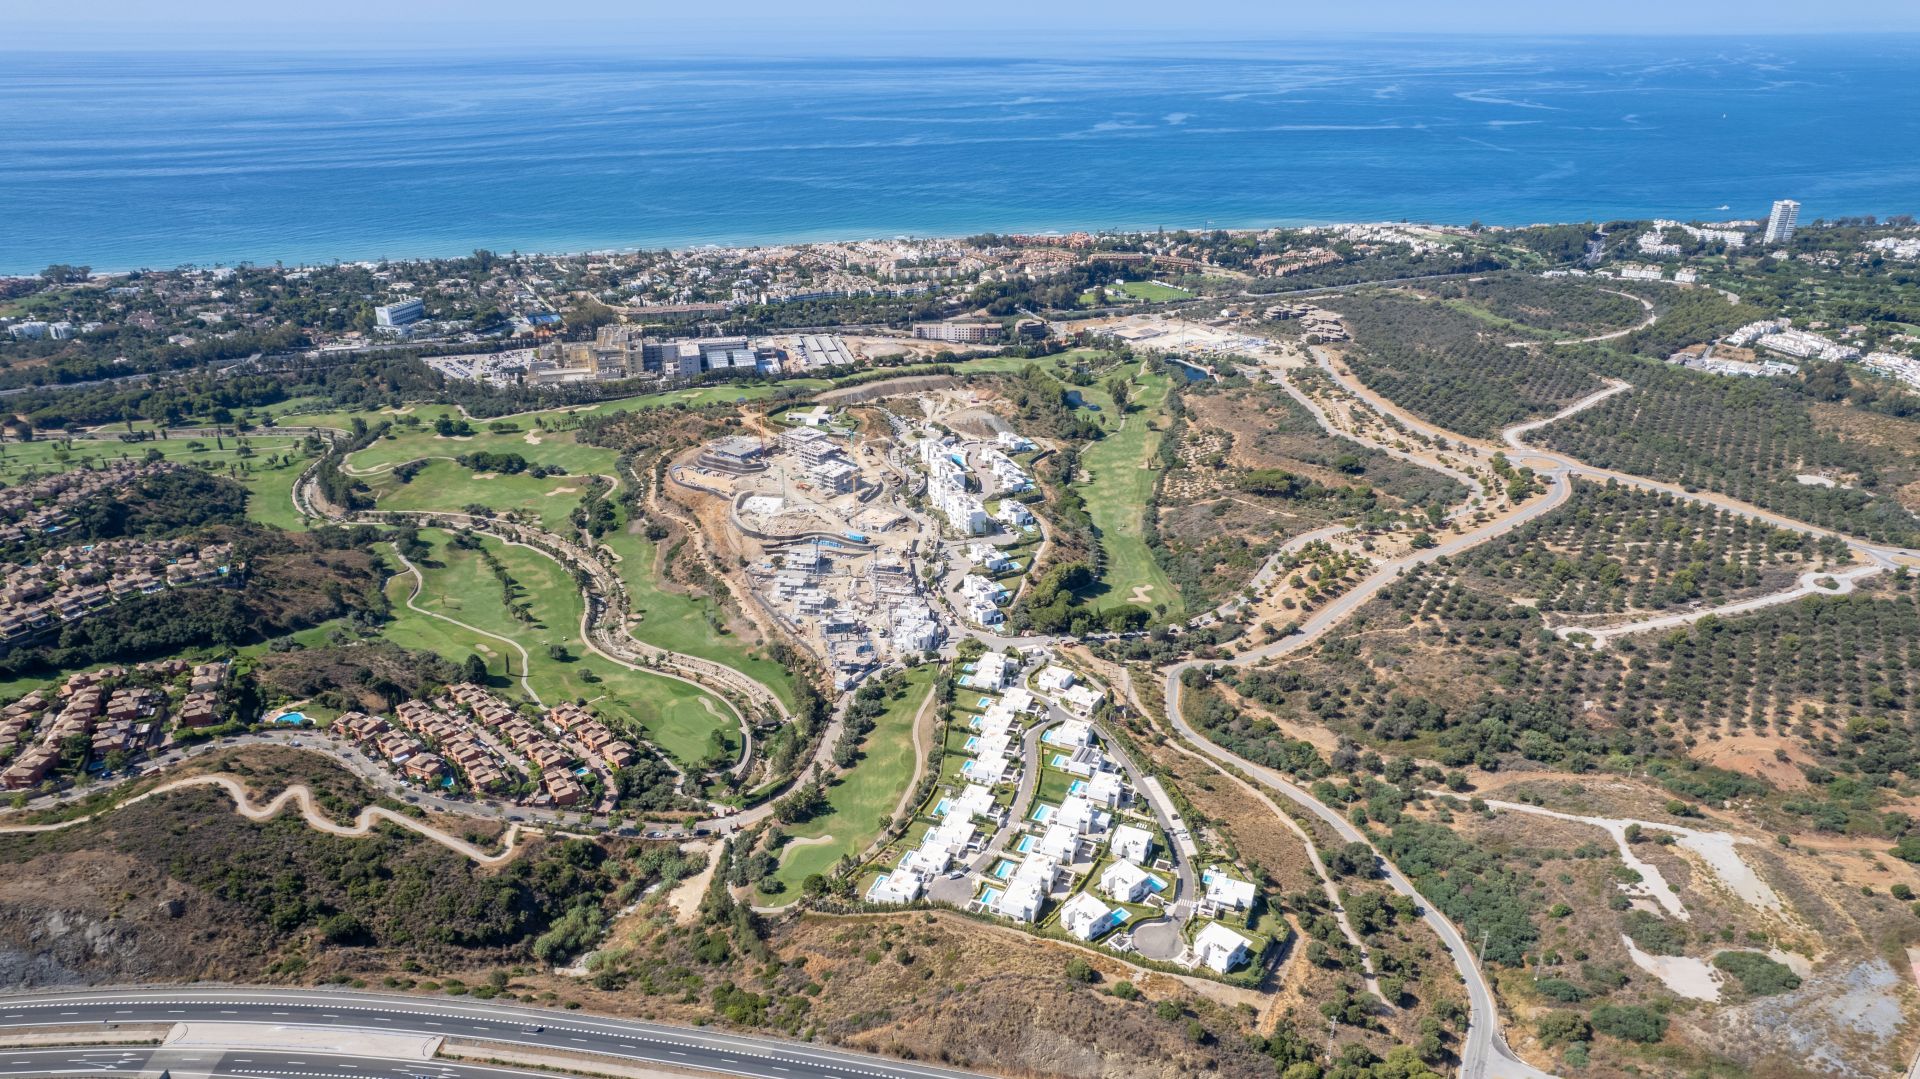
1036, 665, 1076, 691
1204, 870, 1257, 910
1111, 824, 1154, 863
1193, 921, 1254, 973
1099, 859, 1154, 901
995, 877, 1046, 922
1057, 794, 1110, 836
1036, 823, 1079, 862
1046, 719, 1093, 748
1059, 892, 1114, 940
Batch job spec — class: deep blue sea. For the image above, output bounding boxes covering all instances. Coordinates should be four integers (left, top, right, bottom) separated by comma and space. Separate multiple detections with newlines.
4, 37, 1919, 272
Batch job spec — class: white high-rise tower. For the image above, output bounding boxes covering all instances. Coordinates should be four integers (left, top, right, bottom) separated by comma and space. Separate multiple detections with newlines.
1764, 199, 1800, 245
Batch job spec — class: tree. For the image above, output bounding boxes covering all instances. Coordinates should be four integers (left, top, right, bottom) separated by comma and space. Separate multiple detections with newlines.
462, 653, 490, 683
1106, 375, 1132, 412
41, 264, 92, 284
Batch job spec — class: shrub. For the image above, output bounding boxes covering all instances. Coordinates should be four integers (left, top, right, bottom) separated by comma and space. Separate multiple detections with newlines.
1536, 1011, 1591, 1047
1619, 911, 1686, 956
1590, 1004, 1668, 1043
1534, 977, 1588, 1003
1712, 951, 1802, 997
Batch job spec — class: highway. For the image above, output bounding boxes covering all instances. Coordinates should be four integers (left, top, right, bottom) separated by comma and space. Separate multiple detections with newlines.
0, 1045, 555, 1079
0, 988, 992, 1079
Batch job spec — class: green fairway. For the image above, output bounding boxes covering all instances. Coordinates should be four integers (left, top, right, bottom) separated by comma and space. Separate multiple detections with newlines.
1073, 364, 1182, 617
333, 417, 796, 711
384, 530, 739, 769
364, 459, 597, 534
599, 525, 798, 711
759, 665, 935, 898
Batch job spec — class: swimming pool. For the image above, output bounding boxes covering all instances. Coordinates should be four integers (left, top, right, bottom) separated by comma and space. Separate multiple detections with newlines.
270, 710, 308, 725
964, 736, 980, 751
978, 886, 1003, 906
992, 859, 1015, 879
1050, 754, 1072, 769
1067, 779, 1088, 796
1031, 804, 1056, 823
1014, 835, 1036, 853
933, 797, 952, 817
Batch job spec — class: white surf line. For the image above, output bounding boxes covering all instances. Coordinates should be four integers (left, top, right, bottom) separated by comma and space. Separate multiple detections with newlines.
0, 775, 523, 865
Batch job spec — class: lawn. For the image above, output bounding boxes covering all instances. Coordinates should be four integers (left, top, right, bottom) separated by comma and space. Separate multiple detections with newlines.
599, 525, 798, 711
364, 459, 597, 534
1080, 280, 1191, 306
1071, 365, 1182, 617
0, 434, 319, 532
341, 420, 795, 711
759, 664, 935, 898
385, 529, 738, 769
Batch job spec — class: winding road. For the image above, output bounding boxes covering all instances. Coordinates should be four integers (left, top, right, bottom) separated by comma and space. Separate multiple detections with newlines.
0, 774, 524, 865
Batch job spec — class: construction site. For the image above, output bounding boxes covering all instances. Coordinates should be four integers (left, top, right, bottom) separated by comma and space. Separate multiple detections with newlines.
669, 418, 945, 690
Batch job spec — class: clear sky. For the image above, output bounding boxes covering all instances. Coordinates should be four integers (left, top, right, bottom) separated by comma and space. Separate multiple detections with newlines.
10, 0, 1920, 52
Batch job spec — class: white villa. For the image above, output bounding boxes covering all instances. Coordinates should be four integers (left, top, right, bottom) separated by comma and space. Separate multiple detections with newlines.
969, 652, 1014, 689
1110, 824, 1154, 865
1060, 891, 1116, 941
996, 500, 1036, 529
1060, 683, 1104, 717
1057, 794, 1111, 836
1201, 870, 1257, 916
996, 857, 1056, 922
1192, 921, 1255, 974
1036, 665, 1077, 693
1099, 859, 1159, 904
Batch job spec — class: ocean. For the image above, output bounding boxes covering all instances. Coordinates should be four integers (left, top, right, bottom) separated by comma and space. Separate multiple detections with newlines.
3, 36, 1919, 272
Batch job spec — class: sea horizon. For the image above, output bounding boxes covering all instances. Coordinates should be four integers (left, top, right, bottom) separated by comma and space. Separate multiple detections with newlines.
5, 36, 1919, 274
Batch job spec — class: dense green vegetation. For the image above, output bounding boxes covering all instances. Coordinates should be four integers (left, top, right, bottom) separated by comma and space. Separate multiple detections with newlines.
1443, 480, 1842, 615
1712, 950, 1803, 996
0, 525, 386, 681
1338, 293, 1603, 438
1538, 363, 1920, 545
1426, 275, 1648, 336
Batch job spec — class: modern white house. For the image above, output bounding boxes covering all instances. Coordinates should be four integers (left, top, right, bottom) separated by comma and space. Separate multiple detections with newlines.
1057, 794, 1111, 836
1002, 686, 1038, 714
1192, 921, 1255, 974
996, 857, 1056, 922
1201, 870, 1257, 916
1060, 684, 1104, 717
1035, 665, 1077, 693
1085, 770, 1125, 809
967, 543, 1014, 573
969, 651, 1013, 689
996, 500, 1036, 529
1099, 859, 1159, 904
960, 573, 1009, 607
1044, 718, 1093, 748
1110, 823, 1154, 865
1036, 823, 1081, 863
1059, 891, 1117, 941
